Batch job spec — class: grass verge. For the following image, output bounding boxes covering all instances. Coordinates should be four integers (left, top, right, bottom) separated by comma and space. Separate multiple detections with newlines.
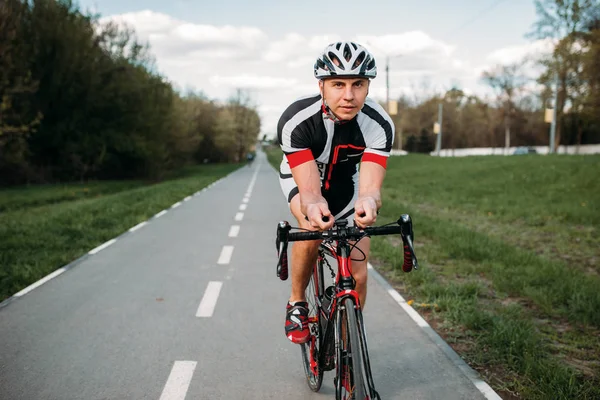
0, 163, 241, 301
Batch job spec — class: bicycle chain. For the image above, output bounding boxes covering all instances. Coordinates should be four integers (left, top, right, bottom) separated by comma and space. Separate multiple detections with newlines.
321, 251, 336, 280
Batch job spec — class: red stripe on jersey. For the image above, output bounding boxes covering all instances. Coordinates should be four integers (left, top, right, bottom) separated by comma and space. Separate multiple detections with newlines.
362, 152, 388, 168
287, 149, 314, 168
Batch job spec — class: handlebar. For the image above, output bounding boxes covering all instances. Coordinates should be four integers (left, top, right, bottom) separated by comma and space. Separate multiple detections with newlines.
276, 214, 419, 280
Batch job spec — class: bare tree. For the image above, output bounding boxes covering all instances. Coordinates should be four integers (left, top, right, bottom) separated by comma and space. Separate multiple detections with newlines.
481, 63, 529, 153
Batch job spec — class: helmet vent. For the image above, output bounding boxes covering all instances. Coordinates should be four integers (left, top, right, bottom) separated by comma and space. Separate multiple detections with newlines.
343, 43, 352, 61
353, 52, 365, 69
328, 52, 343, 69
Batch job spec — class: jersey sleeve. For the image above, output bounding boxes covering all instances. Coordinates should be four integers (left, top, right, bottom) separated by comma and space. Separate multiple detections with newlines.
360, 102, 395, 168
277, 100, 318, 169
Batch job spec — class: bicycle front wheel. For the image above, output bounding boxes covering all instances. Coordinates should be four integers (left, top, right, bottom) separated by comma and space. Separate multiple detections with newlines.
336, 297, 370, 400
300, 258, 324, 391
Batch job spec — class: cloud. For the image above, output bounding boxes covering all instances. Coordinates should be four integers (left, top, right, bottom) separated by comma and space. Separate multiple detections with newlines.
100, 10, 268, 59
486, 39, 555, 65
97, 10, 549, 137
209, 75, 298, 90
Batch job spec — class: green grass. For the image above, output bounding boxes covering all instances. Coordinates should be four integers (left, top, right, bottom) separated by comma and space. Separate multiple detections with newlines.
0, 163, 241, 301
265, 146, 600, 399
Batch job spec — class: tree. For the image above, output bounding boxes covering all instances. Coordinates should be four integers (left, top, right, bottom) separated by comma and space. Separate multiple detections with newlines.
0, 0, 41, 183
481, 63, 529, 153
527, 0, 600, 150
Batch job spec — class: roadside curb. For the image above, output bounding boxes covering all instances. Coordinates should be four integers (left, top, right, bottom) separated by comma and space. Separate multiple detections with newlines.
0, 166, 245, 311
368, 263, 502, 400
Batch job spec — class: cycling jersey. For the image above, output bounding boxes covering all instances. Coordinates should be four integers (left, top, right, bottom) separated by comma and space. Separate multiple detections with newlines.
277, 94, 394, 221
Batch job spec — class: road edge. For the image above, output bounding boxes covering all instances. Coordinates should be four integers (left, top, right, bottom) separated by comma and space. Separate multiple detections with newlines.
368, 263, 502, 400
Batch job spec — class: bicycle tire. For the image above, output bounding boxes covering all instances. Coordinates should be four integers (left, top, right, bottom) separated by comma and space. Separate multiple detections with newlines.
335, 297, 369, 400
300, 258, 324, 391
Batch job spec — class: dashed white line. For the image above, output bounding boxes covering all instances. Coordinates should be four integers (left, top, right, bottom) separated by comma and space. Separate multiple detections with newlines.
243, 198, 249, 203
196, 281, 223, 317
239, 204, 247, 211
129, 221, 147, 232
229, 225, 240, 238
155, 210, 168, 218
171, 201, 182, 208
14, 267, 66, 297
89, 239, 117, 255
218, 245, 234, 265
159, 361, 197, 400
235, 212, 244, 221
184, 196, 192, 201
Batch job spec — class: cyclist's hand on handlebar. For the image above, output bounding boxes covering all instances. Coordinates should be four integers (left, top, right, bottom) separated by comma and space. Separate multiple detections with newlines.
354, 196, 378, 228
305, 202, 334, 231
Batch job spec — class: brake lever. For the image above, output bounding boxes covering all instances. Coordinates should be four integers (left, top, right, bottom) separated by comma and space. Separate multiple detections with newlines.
398, 214, 419, 272
276, 221, 291, 280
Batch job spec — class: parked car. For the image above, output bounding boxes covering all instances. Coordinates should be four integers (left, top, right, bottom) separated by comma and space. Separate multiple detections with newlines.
513, 147, 537, 155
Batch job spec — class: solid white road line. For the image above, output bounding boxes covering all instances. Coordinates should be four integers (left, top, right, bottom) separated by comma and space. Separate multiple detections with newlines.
159, 361, 197, 400
196, 281, 223, 317
245, 161, 260, 195
129, 221, 147, 232
228, 225, 240, 238
367, 263, 502, 400
89, 239, 117, 255
14, 267, 67, 297
239, 204, 247, 211
234, 212, 244, 221
155, 210, 168, 218
217, 246, 234, 265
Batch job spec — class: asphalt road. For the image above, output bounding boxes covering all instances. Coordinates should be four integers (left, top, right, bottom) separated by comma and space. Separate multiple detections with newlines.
0, 151, 495, 400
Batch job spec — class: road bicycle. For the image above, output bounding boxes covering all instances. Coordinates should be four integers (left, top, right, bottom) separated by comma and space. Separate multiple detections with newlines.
276, 215, 419, 399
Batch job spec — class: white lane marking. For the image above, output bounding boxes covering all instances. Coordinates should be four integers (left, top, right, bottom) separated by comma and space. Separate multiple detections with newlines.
243, 198, 249, 203
239, 204, 247, 211
14, 267, 67, 297
159, 361, 197, 400
129, 221, 147, 232
235, 212, 244, 221
184, 196, 192, 201
155, 210, 168, 218
217, 245, 234, 265
89, 239, 117, 255
368, 263, 502, 400
196, 281, 223, 317
228, 225, 240, 238
171, 201, 182, 208
244, 161, 260, 196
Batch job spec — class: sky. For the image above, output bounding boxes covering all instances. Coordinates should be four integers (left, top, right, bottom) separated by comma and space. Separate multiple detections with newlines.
77, 0, 552, 137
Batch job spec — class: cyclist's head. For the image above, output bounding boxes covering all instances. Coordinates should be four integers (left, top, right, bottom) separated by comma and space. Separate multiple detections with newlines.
314, 41, 376, 123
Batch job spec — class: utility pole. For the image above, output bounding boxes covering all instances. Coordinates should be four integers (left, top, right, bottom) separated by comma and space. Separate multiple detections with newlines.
435, 103, 443, 156
386, 56, 390, 112
549, 71, 559, 154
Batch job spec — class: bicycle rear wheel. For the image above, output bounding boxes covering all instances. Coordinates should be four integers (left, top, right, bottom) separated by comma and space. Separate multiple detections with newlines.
335, 297, 370, 400
300, 258, 324, 391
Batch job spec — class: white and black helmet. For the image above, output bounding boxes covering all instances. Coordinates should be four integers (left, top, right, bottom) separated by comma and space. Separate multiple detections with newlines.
314, 41, 377, 79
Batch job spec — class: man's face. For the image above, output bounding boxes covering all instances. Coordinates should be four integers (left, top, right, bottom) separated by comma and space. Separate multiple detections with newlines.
319, 78, 369, 121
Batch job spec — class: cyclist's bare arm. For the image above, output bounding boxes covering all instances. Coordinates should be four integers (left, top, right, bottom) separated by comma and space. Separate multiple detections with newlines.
355, 161, 386, 228
290, 160, 334, 230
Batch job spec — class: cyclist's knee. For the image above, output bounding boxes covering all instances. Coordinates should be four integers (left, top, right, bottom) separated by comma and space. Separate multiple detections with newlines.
353, 262, 368, 285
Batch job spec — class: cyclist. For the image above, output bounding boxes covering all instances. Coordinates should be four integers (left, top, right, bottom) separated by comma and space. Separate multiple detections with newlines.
277, 41, 395, 344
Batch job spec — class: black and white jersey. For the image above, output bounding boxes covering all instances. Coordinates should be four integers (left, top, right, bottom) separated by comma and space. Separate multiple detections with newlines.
277, 94, 394, 219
